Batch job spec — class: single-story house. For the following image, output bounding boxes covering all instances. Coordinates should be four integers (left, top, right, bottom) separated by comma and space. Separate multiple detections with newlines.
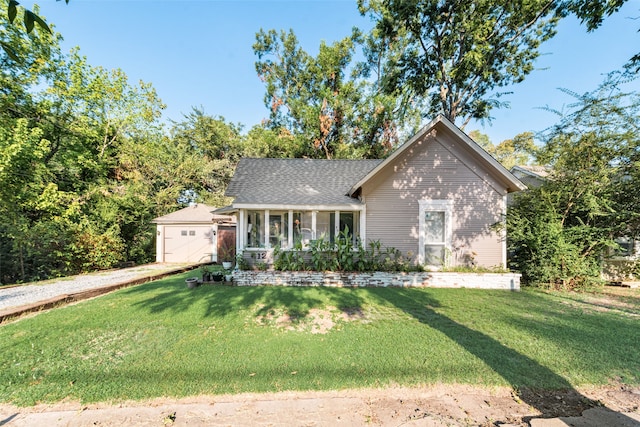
223, 115, 526, 269
152, 204, 236, 263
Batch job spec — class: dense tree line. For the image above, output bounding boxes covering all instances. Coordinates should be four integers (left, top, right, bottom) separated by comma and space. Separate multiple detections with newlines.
0, 3, 299, 284
1, 1, 638, 285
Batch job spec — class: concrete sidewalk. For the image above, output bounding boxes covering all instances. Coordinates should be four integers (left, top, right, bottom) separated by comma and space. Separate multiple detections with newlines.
1, 387, 639, 427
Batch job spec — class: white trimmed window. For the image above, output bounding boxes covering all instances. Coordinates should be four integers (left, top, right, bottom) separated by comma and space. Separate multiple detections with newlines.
419, 200, 453, 267
246, 210, 264, 248
269, 211, 289, 249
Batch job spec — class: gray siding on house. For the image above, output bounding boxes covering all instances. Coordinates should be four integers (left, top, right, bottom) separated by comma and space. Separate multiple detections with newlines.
361, 127, 507, 268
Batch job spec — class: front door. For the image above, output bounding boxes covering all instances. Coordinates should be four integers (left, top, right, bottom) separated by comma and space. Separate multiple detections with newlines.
217, 225, 236, 263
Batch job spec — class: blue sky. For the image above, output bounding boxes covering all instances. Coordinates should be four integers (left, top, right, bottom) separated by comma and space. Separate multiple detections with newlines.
35, 0, 640, 144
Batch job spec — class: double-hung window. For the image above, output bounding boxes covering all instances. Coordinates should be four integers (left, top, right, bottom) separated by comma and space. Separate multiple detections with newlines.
419, 200, 453, 267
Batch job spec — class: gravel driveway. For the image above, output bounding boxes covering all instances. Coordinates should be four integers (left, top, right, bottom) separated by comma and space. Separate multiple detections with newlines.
0, 264, 193, 313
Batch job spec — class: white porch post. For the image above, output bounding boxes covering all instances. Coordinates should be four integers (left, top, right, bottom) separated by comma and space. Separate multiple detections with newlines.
501, 195, 507, 269
265, 210, 270, 248
334, 211, 340, 239
360, 206, 366, 245
311, 211, 317, 240
212, 224, 218, 263
238, 209, 245, 255
288, 209, 294, 248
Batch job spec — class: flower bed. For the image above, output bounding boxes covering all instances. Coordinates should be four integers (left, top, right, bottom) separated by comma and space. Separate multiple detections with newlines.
233, 270, 520, 290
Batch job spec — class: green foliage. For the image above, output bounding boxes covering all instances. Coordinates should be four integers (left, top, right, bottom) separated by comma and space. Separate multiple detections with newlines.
560, 0, 628, 31
507, 71, 640, 289
253, 28, 420, 159
359, 0, 560, 125
274, 234, 416, 273
1, 5, 235, 283
334, 228, 355, 271
507, 189, 603, 288
469, 130, 538, 170
309, 238, 336, 272
273, 241, 307, 271
168, 108, 243, 205
2, 1, 58, 61
235, 253, 250, 271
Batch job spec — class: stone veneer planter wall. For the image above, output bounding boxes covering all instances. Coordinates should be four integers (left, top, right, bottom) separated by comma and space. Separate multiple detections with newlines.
233, 271, 521, 290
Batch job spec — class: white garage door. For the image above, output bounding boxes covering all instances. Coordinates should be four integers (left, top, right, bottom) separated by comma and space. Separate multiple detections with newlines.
164, 225, 214, 263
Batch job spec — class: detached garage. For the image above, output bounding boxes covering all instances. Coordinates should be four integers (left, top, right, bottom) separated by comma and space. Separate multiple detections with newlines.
152, 204, 236, 264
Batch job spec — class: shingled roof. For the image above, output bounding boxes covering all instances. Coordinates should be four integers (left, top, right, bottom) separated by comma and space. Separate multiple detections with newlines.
152, 203, 235, 224
225, 158, 382, 206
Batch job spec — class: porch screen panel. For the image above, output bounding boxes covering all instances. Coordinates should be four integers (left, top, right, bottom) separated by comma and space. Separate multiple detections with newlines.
315, 211, 334, 243
269, 211, 288, 249
247, 210, 264, 248
339, 212, 359, 245
293, 211, 312, 247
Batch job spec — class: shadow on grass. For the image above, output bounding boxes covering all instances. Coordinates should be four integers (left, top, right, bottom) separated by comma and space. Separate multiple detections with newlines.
121, 276, 365, 322
120, 279, 636, 422
364, 287, 635, 421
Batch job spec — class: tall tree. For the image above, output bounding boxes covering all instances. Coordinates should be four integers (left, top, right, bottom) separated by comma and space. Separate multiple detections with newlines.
0, 13, 170, 282
359, 0, 560, 127
254, 28, 420, 159
168, 108, 243, 206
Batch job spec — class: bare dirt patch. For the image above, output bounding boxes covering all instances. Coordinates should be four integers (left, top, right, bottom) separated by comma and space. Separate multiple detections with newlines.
254, 305, 368, 334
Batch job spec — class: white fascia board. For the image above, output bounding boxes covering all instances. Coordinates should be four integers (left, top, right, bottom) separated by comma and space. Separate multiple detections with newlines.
232, 203, 365, 211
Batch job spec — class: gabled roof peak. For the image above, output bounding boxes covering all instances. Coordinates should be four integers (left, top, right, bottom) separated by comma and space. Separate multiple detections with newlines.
348, 115, 526, 195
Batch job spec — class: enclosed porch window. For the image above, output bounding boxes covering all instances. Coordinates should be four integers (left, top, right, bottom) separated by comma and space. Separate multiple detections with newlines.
269, 211, 289, 249
246, 210, 264, 248
243, 209, 361, 250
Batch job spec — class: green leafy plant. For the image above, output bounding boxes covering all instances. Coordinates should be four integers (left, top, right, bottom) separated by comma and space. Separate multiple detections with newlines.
235, 252, 250, 271
309, 238, 336, 272
334, 227, 355, 271
273, 232, 419, 273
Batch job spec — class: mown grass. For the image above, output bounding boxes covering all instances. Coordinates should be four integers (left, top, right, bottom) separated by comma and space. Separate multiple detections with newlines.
0, 272, 638, 406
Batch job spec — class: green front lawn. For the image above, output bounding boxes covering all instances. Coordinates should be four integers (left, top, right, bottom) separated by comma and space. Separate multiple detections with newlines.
1, 273, 638, 406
